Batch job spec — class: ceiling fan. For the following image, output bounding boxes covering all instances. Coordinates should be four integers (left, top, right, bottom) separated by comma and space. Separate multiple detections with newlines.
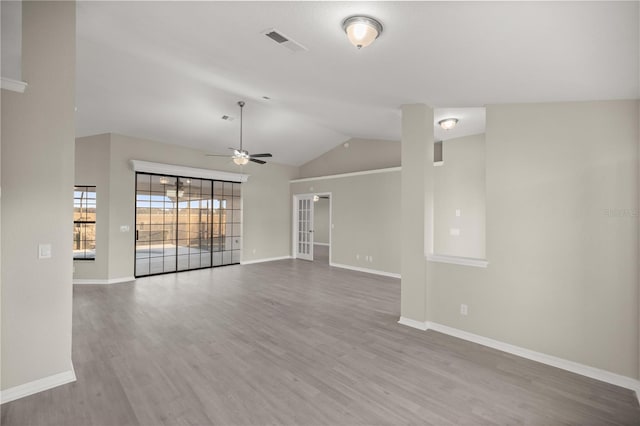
207, 101, 272, 165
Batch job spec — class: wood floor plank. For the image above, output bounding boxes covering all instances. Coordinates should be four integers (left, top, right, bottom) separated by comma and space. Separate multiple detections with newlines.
2, 245, 639, 425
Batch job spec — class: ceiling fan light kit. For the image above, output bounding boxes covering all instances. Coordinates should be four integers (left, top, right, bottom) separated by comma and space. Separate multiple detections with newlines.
342, 15, 383, 49
233, 155, 249, 166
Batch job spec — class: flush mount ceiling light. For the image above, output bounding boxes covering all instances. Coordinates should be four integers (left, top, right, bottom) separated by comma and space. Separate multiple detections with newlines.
438, 118, 459, 131
342, 15, 383, 49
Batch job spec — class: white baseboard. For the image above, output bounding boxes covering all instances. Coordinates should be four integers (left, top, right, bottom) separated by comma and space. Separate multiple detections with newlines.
241, 256, 292, 265
0, 362, 76, 404
398, 316, 428, 330
313, 242, 330, 247
329, 262, 401, 279
398, 318, 640, 401
73, 276, 135, 285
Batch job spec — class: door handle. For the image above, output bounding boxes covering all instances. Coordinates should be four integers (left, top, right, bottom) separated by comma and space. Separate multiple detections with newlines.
136, 230, 139, 241
308, 230, 314, 233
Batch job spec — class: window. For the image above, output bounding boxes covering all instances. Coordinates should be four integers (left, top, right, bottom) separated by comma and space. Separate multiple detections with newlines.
74, 186, 96, 260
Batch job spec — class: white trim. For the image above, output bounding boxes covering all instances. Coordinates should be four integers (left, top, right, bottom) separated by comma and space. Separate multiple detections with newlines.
240, 256, 291, 265
313, 242, 330, 247
427, 253, 488, 268
398, 317, 428, 331
130, 160, 249, 183
1, 77, 28, 93
397, 319, 640, 400
329, 262, 401, 279
73, 276, 135, 285
290, 167, 401, 183
0, 363, 76, 404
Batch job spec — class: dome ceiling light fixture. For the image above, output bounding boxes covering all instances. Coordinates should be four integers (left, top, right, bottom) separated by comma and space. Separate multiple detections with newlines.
342, 15, 383, 49
438, 118, 459, 131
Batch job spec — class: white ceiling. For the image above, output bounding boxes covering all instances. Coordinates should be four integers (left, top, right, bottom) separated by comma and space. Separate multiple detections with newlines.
76, 1, 639, 166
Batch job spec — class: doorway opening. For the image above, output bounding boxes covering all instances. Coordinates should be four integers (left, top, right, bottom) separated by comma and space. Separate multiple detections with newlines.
135, 172, 242, 277
293, 192, 331, 263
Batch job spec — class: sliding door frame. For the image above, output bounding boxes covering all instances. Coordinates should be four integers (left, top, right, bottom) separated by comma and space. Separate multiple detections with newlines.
134, 171, 242, 278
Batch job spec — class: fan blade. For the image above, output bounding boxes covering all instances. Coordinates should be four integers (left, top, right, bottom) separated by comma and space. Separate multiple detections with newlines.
249, 158, 267, 164
249, 153, 272, 158
206, 154, 231, 157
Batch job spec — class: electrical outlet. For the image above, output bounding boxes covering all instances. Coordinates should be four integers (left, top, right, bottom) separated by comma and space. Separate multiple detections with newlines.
252, 248, 256, 255
356, 254, 360, 260
460, 304, 468, 316
455, 209, 461, 217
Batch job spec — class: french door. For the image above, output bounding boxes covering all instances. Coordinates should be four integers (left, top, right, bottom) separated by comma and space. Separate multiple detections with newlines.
295, 195, 314, 261
135, 173, 241, 277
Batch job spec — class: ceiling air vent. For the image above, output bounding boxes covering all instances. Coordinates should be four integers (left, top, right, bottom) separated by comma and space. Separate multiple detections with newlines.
263, 28, 308, 52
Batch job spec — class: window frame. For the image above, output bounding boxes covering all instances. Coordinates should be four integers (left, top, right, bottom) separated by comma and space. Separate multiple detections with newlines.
73, 185, 96, 261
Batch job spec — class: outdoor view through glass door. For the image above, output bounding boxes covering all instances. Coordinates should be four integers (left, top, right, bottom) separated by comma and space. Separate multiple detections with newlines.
135, 172, 241, 277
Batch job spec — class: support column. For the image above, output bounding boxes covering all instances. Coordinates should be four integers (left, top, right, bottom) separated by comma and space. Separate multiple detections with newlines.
399, 104, 434, 328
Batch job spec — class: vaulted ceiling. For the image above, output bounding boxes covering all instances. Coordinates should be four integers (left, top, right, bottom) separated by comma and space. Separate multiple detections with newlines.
76, 1, 639, 166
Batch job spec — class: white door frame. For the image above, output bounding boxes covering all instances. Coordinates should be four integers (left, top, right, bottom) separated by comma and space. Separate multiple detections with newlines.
292, 192, 332, 262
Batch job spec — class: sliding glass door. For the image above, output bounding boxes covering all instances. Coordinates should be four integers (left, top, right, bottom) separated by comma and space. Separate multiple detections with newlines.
135, 173, 241, 277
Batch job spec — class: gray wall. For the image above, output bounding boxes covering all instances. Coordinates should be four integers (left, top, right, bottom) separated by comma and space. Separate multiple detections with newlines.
1, 0, 23, 81
74, 134, 110, 280
299, 138, 400, 179
434, 134, 486, 258
74, 133, 298, 281
428, 100, 639, 378
313, 197, 330, 245
291, 170, 401, 275
1, 1, 75, 389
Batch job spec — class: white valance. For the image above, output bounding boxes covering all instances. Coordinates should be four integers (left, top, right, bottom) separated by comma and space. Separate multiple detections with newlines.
130, 160, 249, 183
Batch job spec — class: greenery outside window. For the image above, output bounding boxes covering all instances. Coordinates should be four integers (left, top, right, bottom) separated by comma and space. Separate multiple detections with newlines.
74, 185, 96, 260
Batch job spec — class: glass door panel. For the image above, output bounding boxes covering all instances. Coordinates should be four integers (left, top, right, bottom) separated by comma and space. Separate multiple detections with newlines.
295, 196, 314, 261
135, 173, 241, 277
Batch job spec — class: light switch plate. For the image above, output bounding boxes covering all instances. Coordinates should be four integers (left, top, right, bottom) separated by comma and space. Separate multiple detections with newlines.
450, 228, 461, 236
39, 243, 52, 259
455, 209, 461, 217
120, 225, 130, 232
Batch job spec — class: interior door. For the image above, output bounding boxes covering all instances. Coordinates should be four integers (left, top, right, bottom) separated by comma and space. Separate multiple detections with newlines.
295, 195, 314, 261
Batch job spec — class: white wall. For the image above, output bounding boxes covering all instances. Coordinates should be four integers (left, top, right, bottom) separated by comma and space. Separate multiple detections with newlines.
291, 170, 401, 275
400, 104, 433, 322
428, 100, 639, 378
1, 1, 75, 390
299, 138, 400, 179
313, 197, 330, 245
434, 133, 486, 258
74, 133, 298, 281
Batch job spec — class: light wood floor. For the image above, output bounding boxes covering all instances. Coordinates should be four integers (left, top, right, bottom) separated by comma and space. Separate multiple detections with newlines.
2, 250, 639, 425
